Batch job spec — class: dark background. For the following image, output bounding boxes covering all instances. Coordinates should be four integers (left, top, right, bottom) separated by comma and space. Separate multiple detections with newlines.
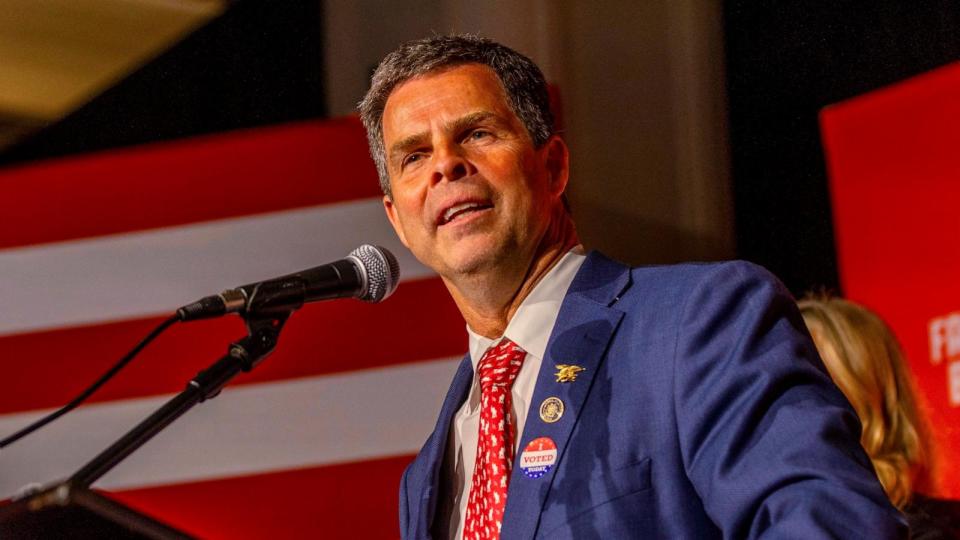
724, 2, 960, 294
0, 1, 326, 166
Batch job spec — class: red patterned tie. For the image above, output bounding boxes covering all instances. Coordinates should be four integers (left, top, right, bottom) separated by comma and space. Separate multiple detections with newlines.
462, 338, 526, 540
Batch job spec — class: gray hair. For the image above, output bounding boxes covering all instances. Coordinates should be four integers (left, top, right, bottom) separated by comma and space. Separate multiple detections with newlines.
358, 34, 555, 196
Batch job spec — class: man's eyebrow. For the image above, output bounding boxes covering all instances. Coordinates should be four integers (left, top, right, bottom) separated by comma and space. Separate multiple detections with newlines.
447, 111, 497, 135
389, 132, 429, 163
387, 111, 499, 163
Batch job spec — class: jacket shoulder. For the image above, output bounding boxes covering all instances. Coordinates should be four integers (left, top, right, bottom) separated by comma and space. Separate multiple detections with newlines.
617, 259, 792, 308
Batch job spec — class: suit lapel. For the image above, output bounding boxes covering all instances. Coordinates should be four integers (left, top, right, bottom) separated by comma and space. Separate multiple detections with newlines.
500, 252, 630, 539
412, 354, 473, 539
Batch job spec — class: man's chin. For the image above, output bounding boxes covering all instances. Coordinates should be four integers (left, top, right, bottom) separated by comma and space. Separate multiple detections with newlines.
441, 255, 494, 277
436, 245, 505, 278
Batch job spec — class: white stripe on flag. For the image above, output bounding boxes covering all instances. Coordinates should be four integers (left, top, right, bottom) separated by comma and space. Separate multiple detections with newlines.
0, 357, 460, 496
0, 199, 431, 337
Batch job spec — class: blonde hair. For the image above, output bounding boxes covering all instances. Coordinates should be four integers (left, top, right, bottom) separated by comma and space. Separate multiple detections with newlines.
798, 295, 928, 508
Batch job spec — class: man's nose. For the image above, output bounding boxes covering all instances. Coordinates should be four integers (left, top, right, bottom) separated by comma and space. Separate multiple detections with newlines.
432, 143, 474, 184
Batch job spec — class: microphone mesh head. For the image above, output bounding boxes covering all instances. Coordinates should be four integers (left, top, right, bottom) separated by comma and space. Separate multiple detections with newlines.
350, 244, 400, 303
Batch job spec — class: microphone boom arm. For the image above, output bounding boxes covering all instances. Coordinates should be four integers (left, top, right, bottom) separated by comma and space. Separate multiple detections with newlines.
11, 245, 400, 514
67, 311, 289, 489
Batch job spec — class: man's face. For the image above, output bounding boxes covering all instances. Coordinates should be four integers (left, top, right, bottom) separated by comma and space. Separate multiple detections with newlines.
381, 63, 566, 282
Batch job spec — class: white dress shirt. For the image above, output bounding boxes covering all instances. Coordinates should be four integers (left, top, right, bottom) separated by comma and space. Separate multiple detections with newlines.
446, 248, 586, 540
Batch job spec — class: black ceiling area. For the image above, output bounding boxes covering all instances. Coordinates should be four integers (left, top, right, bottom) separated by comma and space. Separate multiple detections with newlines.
0, 0, 325, 167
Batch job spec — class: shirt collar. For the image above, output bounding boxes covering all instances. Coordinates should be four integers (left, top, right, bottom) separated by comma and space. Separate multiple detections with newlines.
467, 246, 586, 365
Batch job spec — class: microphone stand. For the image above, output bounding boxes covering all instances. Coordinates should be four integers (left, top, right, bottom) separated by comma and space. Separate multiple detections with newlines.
4, 312, 291, 539
69, 312, 290, 488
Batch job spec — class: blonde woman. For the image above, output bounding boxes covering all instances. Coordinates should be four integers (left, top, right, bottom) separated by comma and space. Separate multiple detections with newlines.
799, 295, 960, 539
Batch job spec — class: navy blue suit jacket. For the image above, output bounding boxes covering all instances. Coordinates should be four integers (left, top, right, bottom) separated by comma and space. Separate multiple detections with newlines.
400, 252, 906, 539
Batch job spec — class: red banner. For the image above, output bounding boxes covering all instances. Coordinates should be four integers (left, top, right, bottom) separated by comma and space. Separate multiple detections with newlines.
821, 61, 960, 498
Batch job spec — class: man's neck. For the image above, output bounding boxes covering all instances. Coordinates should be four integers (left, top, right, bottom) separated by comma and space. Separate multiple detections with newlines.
447, 222, 579, 338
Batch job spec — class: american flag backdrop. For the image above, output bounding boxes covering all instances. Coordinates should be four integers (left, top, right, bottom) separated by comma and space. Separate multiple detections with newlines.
0, 116, 466, 537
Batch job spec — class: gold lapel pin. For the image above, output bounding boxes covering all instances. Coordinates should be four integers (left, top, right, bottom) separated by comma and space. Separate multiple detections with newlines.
539, 397, 564, 423
554, 364, 585, 383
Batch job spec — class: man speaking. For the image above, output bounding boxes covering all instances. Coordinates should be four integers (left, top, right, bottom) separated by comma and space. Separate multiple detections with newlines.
359, 35, 905, 539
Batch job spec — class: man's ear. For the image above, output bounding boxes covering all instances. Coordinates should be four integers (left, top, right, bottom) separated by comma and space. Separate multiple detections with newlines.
382, 195, 409, 247
543, 135, 570, 197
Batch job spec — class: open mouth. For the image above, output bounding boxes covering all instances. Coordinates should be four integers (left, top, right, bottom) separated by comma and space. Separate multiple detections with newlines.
438, 201, 493, 226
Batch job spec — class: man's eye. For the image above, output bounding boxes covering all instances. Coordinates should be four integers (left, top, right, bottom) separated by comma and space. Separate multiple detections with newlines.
466, 130, 491, 141
402, 153, 424, 168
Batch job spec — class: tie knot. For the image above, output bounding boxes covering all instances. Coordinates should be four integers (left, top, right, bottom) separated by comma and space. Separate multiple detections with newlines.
477, 338, 526, 390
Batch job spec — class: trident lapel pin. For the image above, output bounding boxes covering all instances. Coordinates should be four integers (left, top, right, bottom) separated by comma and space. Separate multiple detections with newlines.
554, 364, 586, 383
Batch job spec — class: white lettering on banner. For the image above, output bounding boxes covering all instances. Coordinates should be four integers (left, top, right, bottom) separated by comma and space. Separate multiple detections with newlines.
951, 361, 960, 407
929, 312, 960, 364
929, 311, 960, 408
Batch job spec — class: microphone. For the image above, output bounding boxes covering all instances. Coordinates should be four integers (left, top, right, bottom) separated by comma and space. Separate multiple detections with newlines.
176, 244, 400, 322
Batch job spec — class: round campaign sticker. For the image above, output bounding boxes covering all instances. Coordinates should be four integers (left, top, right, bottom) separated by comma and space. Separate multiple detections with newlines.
519, 437, 558, 479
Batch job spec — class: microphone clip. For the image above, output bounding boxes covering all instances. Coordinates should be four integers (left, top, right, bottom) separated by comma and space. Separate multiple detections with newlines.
225, 310, 290, 377
244, 278, 306, 318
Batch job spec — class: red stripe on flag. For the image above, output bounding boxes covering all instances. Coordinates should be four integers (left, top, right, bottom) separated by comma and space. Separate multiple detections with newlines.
106, 454, 413, 539
0, 277, 464, 414
0, 117, 382, 250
